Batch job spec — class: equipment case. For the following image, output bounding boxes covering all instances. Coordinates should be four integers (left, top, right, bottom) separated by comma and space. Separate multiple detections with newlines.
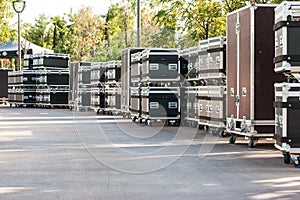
226, 4, 286, 147
140, 48, 180, 84
141, 87, 180, 126
0, 69, 9, 103
274, 1, 300, 76
184, 86, 199, 126
32, 53, 69, 70
129, 86, 141, 121
121, 48, 144, 117
198, 86, 226, 135
274, 82, 300, 166
106, 61, 121, 84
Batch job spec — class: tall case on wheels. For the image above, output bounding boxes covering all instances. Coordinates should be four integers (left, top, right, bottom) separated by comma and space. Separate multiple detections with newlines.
226, 4, 286, 147
274, 83, 300, 166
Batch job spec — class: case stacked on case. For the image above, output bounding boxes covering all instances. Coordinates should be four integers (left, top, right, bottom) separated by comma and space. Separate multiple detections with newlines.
130, 48, 181, 126
273, 1, 300, 166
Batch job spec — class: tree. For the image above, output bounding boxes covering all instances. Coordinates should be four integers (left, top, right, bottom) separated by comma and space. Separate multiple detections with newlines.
0, 0, 15, 43
70, 6, 104, 61
141, 10, 177, 48
23, 14, 53, 49
102, 1, 135, 61
184, 0, 225, 40
154, 0, 226, 41
50, 15, 73, 54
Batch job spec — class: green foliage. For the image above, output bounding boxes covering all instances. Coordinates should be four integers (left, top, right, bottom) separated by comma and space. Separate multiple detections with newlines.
23, 14, 53, 49
154, 0, 226, 42
0, 0, 15, 43
184, 0, 226, 40
2, 0, 288, 63
69, 7, 104, 61
51, 16, 73, 54
102, 1, 136, 61
222, 0, 246, 13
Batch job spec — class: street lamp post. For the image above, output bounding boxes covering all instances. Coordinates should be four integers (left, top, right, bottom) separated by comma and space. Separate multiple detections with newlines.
12, 0, 26, 71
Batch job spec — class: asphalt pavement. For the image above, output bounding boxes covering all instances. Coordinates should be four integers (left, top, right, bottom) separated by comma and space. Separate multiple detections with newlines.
0, 107, 299, 200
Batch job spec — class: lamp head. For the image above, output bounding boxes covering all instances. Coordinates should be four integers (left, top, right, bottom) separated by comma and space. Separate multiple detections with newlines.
12, 0, 26, 13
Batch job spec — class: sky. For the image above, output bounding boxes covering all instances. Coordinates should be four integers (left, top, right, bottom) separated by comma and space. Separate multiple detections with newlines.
18, 0, 114, 23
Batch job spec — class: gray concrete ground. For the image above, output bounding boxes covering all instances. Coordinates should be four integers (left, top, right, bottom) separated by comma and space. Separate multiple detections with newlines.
0, 107, 299, 200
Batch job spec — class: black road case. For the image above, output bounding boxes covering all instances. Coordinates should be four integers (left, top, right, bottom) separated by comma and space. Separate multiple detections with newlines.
8, 71, 37, 107
130, 52, 142, 85
37, 70, 69, 86
36, 88, 68, 107
32, 53, 69, 70
274, 82, 300, 166
106, 61, 121, 84
0, 69, 10, 103
141, 87, 180, 126
105, 87, 121, 115
36, 70, 69, 108
180, 46, 200, 81
274, 1, 300, 77
91, 63, 106, 113
141, 48, 180, 84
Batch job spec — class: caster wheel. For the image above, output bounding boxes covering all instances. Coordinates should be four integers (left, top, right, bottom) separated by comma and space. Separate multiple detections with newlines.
283, 153, 291, 164
146, 120, 152, 127
132, 116, 137, 123
292, 157, 300, 168
248, 139, 257, 148
229, 135, 236, 144
205, 126, 210, 135
218, 129, 226, 137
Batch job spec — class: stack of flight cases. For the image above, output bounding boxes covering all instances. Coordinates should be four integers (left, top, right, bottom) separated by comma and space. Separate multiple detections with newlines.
198, 37, 226, 135
226, 4, 286, 147
129, 51, 142, 121
273, 1, 300, 166
0, 69, 10, 104
121, 48, 144, 118
33, 53, 69, 108
77, 62, 93, 111
23, 54, 33, 70
90, 62, 106, 114
8, 70, 37, 107
69, 62, 79, 110
104, 61, 122, 115
130, 48, 181, 126
180, 36, 226, 136
180, 46, 201, 128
